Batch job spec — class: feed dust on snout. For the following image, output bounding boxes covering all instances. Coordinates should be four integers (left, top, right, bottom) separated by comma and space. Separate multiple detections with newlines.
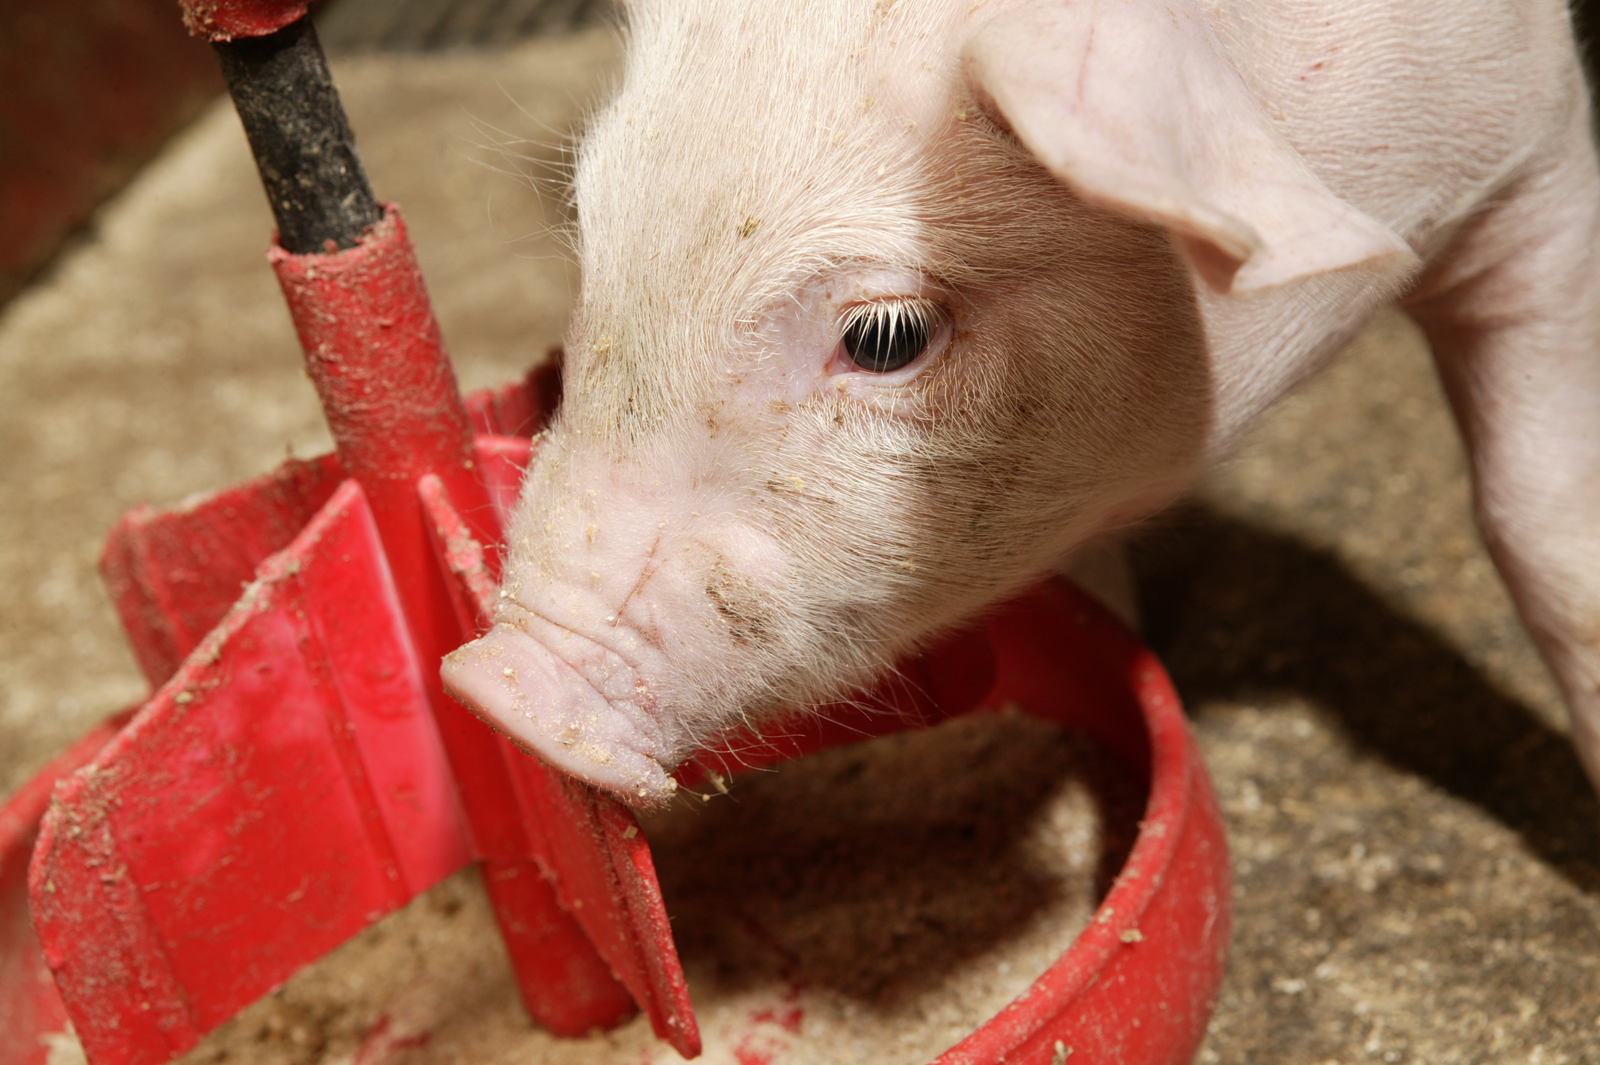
170, 713, 1140, 1065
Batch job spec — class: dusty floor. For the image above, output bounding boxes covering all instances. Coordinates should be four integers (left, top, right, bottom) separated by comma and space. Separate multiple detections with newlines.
2, 25, 1598, 1065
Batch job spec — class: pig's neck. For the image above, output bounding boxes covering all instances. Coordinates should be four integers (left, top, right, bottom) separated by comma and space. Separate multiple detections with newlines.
1196, 267, 1406, 462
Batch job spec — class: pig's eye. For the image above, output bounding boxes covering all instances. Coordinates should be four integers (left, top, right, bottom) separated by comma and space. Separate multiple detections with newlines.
839, 299, 940, 373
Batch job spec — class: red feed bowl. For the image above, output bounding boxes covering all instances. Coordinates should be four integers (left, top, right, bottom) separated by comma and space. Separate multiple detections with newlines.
0, 577, 1228, 1065
0, 575, 1228, 1061
934, 578, 1232, 1065
681, 577, 1233, 1065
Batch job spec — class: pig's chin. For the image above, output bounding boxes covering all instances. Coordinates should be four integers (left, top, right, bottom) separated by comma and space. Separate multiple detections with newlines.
440, 621, 681, 804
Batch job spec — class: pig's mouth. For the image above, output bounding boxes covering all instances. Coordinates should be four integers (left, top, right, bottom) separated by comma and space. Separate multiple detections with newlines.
440, 607, 681, 803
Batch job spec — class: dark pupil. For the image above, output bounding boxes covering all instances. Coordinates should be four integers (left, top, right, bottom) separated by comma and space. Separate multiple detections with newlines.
842, 309, 931, 372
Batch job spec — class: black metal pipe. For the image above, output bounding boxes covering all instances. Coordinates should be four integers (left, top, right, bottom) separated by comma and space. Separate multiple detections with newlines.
213, 16, 381, 254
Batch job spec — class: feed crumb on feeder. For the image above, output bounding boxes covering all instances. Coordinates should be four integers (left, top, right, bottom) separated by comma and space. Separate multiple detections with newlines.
623, 825, 639, 839
1053, 1041, 1073, 1064
1120, 928, 1144, 943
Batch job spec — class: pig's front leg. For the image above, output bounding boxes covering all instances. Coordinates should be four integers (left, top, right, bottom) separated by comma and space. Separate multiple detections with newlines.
1405, 89, 1600, 795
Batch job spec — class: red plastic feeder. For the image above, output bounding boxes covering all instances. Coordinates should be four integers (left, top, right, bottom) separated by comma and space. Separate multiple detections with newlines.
0, 4, 1231, 1064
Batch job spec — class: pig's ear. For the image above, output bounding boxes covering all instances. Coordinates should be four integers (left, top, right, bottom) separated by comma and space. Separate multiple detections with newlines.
962, 0, 1418, 293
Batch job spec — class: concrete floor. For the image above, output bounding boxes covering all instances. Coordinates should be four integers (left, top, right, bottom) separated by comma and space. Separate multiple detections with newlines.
2, 26, 1598, 1065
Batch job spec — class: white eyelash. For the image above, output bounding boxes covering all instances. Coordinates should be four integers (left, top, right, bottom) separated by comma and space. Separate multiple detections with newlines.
839, 298, 939, 344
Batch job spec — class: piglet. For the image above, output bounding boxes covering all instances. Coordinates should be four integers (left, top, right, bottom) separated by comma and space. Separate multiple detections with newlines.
443, 0, 1600, 805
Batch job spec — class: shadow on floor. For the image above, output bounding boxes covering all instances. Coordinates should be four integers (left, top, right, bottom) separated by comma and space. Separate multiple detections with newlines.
1136, 505, 1600, 895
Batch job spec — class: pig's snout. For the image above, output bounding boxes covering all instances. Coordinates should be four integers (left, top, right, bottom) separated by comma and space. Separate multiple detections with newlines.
442, 618, 680, 803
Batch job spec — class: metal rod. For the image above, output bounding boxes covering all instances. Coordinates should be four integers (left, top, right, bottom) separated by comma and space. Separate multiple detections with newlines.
213, 16, 381, 254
